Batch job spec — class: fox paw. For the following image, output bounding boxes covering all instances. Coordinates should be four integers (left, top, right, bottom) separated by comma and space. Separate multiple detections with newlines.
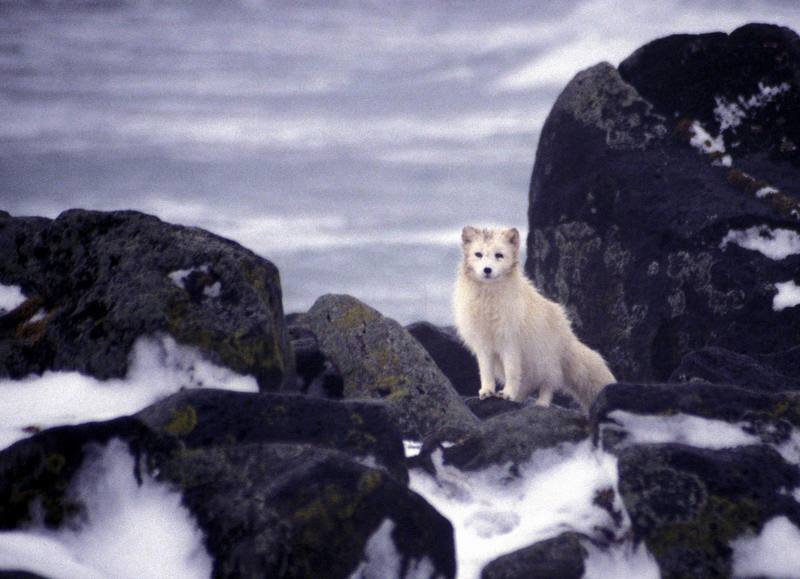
478, 388, 495, 400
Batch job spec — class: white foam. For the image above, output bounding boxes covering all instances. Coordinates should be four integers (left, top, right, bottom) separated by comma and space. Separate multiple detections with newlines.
409, 440, 651, 579
349, 519, 436, 579
774, 280, 800, 312
720, 226, 800, 260
583, 540, 660, 579
0, 334, 258, 451
605, 411, 759, 450
0, 284, 26, 314
0, 439, 212, 579
731, 516, 800, 579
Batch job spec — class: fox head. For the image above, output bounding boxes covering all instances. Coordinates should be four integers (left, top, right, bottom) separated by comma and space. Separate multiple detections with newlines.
460, 226, 520, 283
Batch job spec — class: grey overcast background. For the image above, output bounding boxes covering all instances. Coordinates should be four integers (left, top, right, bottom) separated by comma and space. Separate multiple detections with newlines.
2, 0, 799, 324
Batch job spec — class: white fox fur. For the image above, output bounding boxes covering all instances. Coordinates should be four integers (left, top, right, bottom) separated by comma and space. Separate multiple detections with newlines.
453, 226, 615, 412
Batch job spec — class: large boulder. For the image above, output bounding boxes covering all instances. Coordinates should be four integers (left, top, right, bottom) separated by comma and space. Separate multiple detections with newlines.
136, 389, 408, 483
526, 23, 800, 382
616, 443, 800, 578
0, 209, 293, 390
304, 294, 479, 440
0, 417, 456, 579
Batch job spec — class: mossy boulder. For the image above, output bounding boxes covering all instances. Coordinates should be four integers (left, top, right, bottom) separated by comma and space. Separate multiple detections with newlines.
480, 532, 587, 579
0, 209, 293, 390
526, 24, 800, 382
0, 417, 455, 578
157, 442, 456, 578
617, 443, 800, 578
136, 388, 409, 483
305, 294, 479, 439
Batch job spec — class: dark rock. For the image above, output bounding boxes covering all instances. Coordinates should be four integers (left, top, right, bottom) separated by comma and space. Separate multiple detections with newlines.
305, 294, 479, 439
617, 443, 800, 578
464, 396, 523, 420
0, 209, 293, 390
671, 346, 800, 393
287, 314, 344, 397
526, 24, 800, 383
158, 442, 456, 579
592, 382, 800, 453
480, 532, 587, 579
414, 404, 588, 474
0, 418, 456, 579
406, 321, 480, 396
136, 388, 408, 483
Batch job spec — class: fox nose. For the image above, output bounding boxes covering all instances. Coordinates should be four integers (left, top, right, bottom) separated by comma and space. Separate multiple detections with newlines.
483, 267, 492, 275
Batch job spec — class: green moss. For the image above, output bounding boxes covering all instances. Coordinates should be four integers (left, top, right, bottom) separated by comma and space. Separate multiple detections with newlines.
358, 470, 382, 494
332, 303, 379, 332
647, 495, 760, 562
164, 405, 198, 437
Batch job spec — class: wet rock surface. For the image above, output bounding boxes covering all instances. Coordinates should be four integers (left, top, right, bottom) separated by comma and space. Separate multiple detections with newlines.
526, 23, 800, 383
0, 209, 293, 390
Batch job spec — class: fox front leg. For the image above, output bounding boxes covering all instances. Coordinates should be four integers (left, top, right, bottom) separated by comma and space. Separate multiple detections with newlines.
476, 351, 496, 399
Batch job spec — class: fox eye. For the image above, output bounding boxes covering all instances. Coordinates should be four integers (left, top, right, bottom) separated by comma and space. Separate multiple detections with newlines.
495, 253, 504, 259
474, 252, 483, 258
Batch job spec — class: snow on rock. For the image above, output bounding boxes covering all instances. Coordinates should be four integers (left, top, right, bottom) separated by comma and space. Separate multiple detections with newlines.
605, 410, 759, 450
720, 225, 800, 260
0, 284, 26, 315
403, 440, 423, 458
409, 440, 656, 579
168, 264, 221, 298
774, 280, 800, 311
714, 82, 792, 132
0, 439, 213, 579
756, 186, 780, 199
731, 516, 800, 579
689, 121, 726, 155
0, 334, 258, 451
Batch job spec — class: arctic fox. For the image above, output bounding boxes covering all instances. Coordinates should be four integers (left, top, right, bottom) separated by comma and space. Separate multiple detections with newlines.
453, 226, 615, 412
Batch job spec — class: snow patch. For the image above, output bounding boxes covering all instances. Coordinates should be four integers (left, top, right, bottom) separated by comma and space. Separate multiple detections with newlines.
756, 186, 779, 199
714, 82, 791, 132
731, 516, 800, 579
409, 440, 652, 579
689, 121, 726, 155
0, 284, 26, 314
0, 334, 258, 451
774, 280, 800, 311
349, 519, 435, 579
583, 540, 660, 579
168, 264, 221, 298
403, 440, 423, 458
605, 411, 759, 450
0, 439, 212, 579
720, 225, 800, 260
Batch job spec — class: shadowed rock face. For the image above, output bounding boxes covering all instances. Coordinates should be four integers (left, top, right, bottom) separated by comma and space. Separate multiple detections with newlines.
0, 209, 293, 390
526, 23, 800, 382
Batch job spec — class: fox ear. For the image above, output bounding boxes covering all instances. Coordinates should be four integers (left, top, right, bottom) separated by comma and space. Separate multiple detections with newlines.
462, 226, 479, 245
505, 227, 520, 248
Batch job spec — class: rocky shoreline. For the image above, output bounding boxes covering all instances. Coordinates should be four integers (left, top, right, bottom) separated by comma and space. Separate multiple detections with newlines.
1, 22, 800, 579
